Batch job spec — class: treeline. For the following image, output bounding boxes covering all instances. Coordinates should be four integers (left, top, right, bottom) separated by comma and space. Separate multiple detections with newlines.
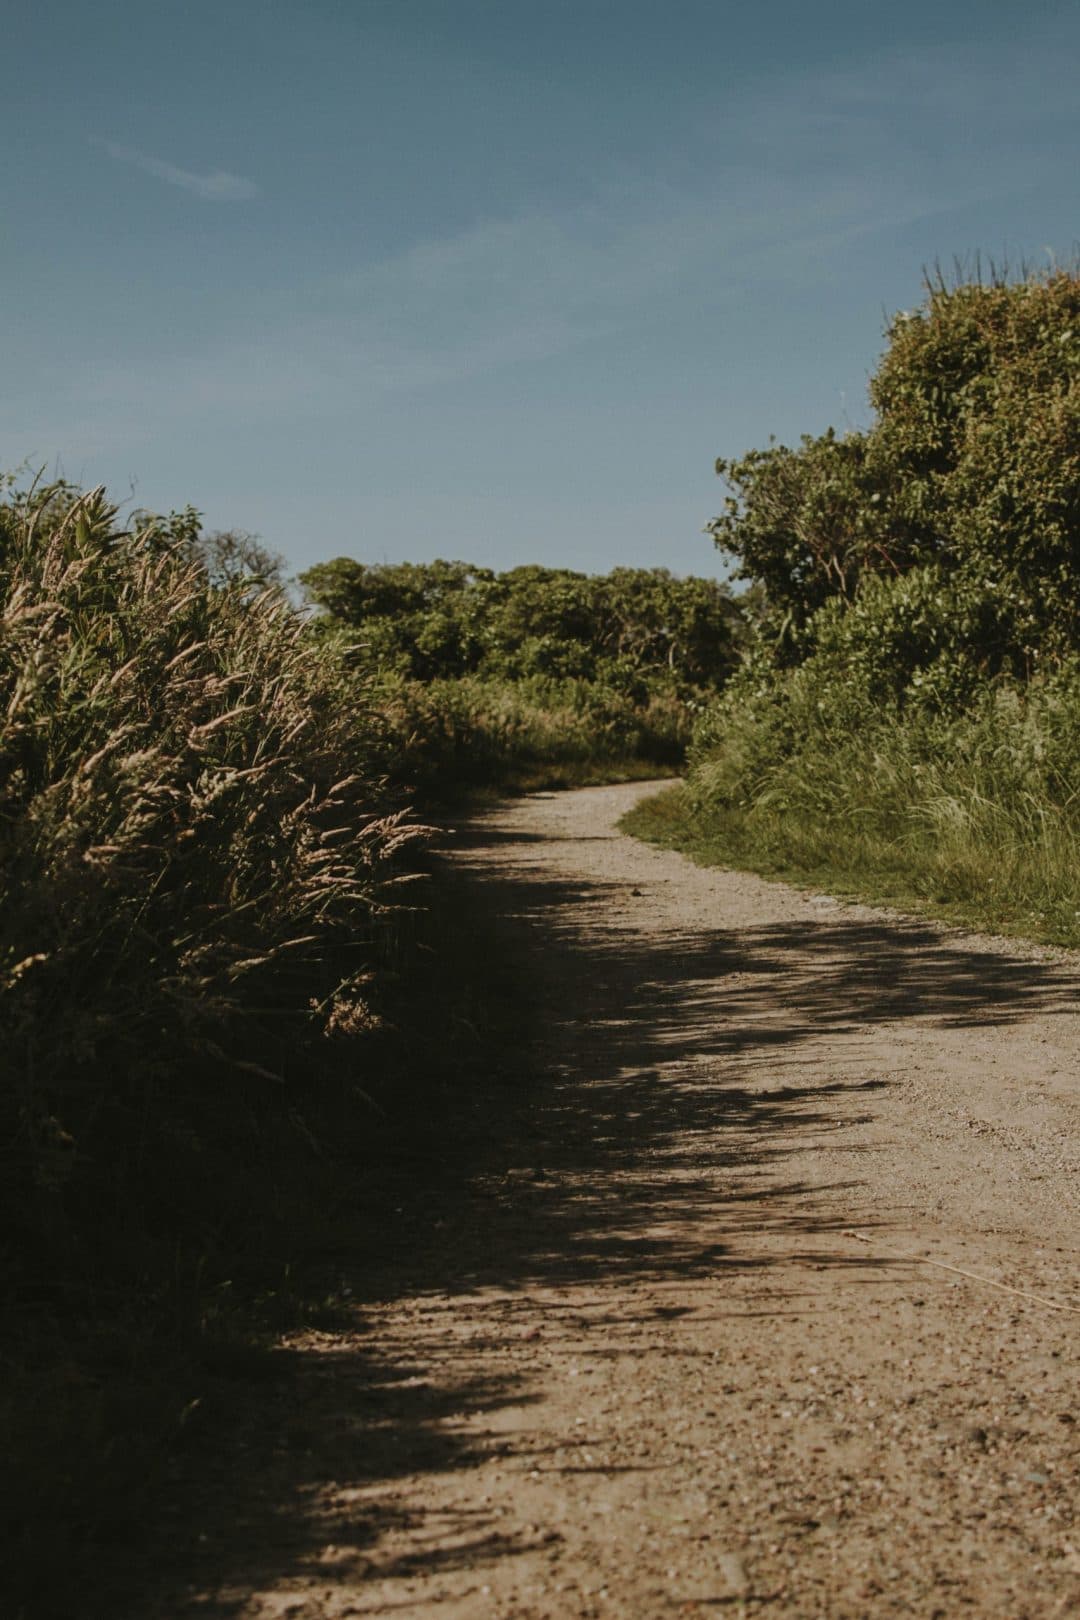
301, 556, 742, 792
628, 267, 1080, 945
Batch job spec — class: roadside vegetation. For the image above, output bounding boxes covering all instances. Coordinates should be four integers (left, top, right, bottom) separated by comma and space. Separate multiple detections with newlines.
299, 555, 742, 794
625, 267, 1080, 948
0, 482, 449, 1616
0, 478, 736, 1615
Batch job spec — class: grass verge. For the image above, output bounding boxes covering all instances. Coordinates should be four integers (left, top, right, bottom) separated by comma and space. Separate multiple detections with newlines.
621, 783, 1080, 951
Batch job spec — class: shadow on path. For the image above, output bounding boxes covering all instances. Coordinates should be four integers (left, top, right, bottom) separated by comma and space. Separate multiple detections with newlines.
138, 813, 1079, 1616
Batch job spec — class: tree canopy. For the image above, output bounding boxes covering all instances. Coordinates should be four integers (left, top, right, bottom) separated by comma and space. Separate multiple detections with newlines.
300, 559, 742, 691
710, 269, 1080, 672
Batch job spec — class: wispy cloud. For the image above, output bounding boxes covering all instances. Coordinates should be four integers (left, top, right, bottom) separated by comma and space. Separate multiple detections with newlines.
40, 166, 981, 446
52, 18, 1080, 446
97, 140, 258, 200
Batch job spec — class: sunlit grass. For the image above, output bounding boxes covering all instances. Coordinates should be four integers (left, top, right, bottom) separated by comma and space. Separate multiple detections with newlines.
623, 686, 1080, 952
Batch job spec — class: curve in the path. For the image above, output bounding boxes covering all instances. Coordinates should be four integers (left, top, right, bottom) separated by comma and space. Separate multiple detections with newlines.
152, 781, 1080, 1620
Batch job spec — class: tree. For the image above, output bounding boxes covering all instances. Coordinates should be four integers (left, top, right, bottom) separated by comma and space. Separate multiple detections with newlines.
300, 557, 741, 691
710, 268, 1080, 669
197, 528, 287, 590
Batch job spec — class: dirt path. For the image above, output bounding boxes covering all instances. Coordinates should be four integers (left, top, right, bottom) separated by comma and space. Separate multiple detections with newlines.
156, 781, 1080, 1619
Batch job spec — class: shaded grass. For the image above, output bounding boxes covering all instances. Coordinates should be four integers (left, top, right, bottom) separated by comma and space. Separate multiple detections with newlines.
0, 483, 437, 1618
2, 854, 527, 1620
370, 672, 690, 801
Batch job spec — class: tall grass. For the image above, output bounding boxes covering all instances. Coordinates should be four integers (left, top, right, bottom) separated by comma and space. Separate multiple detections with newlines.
370, 670, 691, 796
0, 485, 431, 1612
2, 486, 428, 1236
626, 669, 1080, 946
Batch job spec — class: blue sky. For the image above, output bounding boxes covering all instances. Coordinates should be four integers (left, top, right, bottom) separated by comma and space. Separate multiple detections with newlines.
5, 0, 1079, 579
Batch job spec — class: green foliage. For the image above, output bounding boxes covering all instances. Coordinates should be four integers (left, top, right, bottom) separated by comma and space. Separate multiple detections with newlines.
866, 270, 1080, 662
711, 269, 1080, 670
301, 557, 741, 690
708, 428, 885, 636
369, 671, 690, 796
300, 558, 493, 679
673, 268, 1080, 941
300, 557, 741, 790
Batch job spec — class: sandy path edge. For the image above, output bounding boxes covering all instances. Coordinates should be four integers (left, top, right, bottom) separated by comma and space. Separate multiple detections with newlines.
157, 780, 1080, 1619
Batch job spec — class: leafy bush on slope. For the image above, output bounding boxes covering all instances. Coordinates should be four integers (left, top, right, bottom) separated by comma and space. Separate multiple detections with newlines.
649, 270, 1080, 944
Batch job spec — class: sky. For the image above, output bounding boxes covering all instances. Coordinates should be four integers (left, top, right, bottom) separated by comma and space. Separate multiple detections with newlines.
4, 0, 1079, 581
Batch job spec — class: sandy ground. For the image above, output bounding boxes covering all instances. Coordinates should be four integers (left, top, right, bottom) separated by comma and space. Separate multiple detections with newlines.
151, 781, 1080, 1619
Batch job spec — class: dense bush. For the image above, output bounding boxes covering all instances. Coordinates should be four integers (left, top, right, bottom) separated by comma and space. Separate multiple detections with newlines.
367, 670, 689, 795
659, 269, 1080, 944
709, 268, 1080, 668
300, 558, 741, 791
301, 558, 740, 688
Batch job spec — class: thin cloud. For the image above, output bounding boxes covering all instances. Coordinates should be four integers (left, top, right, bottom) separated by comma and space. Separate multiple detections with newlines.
97, 140, 258, 200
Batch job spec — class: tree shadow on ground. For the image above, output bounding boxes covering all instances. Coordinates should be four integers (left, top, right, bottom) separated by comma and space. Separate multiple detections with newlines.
132, 813, 1080, 1617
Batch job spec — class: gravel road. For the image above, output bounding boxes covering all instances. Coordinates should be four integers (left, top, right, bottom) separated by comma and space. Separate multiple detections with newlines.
159, 780, 1080, 1619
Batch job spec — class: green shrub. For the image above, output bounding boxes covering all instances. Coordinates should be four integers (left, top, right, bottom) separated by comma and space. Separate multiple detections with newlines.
297, 558, 740, 791
678, 663, 1080, 940
366, 670, 690, 796
711, 268, 1080, 669
666, 268, 1080, 943
300, 557, 742, 688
